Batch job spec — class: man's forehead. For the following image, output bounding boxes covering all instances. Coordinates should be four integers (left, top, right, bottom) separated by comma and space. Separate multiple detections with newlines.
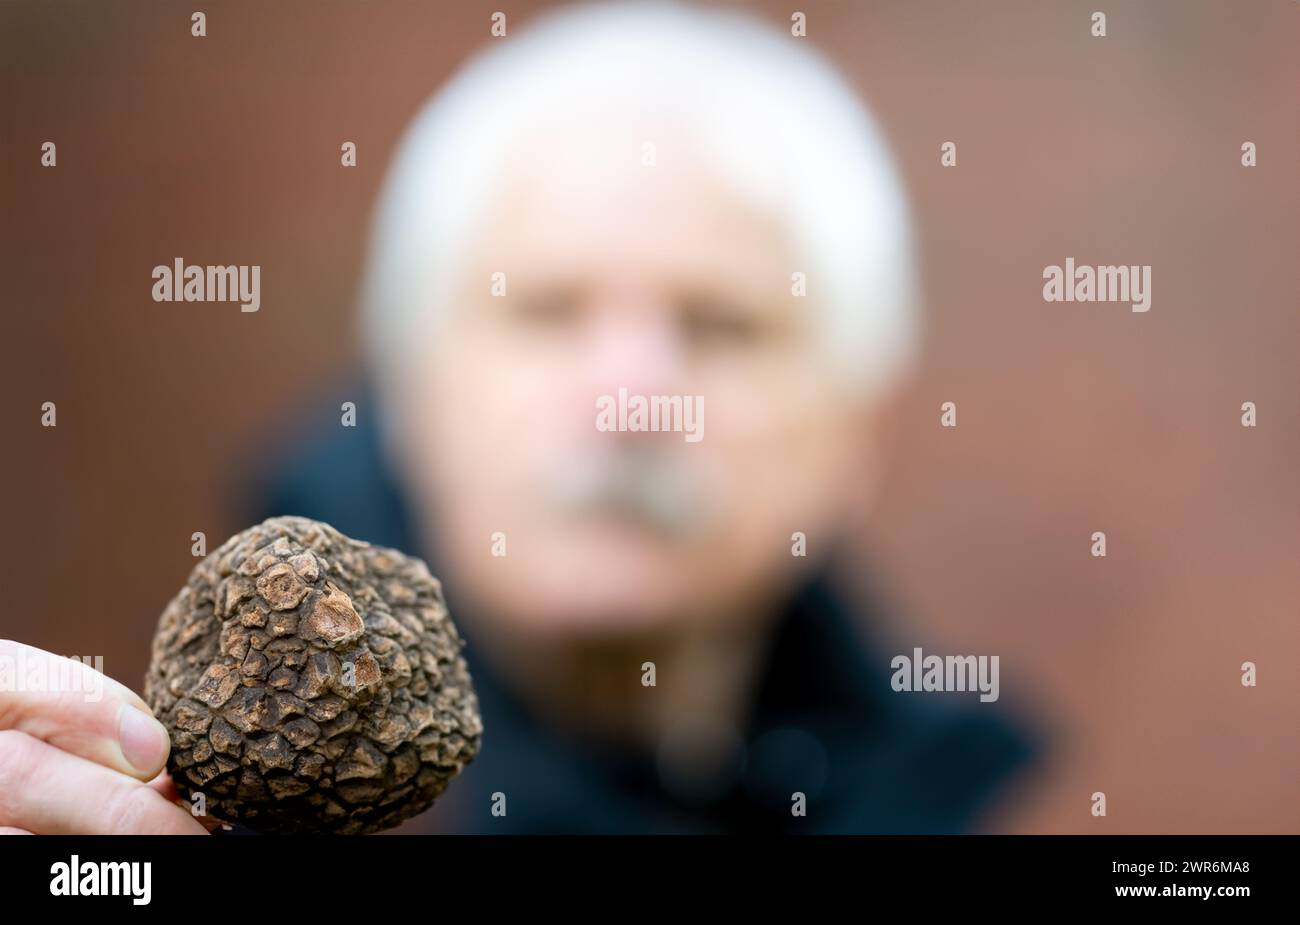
461, 126, 801, 301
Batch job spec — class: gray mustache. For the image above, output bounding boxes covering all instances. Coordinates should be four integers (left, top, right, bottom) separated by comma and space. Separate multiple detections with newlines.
545, 450, 710, 537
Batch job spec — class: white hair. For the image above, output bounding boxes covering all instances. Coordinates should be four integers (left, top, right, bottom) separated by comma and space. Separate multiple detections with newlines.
360, 1, 919, 414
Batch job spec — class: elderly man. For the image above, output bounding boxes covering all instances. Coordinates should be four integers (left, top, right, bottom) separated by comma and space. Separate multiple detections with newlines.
0, 2, 1032, 835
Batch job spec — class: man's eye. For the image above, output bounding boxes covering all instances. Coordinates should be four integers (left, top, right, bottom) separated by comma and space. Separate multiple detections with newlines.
680, 300, 765, 346
508, 292, 579, 328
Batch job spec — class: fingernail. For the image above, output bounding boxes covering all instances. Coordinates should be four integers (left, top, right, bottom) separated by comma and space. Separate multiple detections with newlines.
118, 703, 168, 775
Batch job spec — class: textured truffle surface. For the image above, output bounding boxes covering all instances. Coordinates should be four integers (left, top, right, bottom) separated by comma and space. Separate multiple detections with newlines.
144, 516, 481, 834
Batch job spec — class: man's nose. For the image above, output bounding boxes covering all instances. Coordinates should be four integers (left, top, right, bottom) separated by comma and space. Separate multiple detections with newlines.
582, 297, 687, 396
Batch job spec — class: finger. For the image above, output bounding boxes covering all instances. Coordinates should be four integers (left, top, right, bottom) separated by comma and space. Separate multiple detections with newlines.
147, 770, 179, 802
0, 730, 207, 835
0, 640, 151, 713
146, 770, 226, 832
0, 640, 170, 780
192, 814, 226, 833
0, 827, 33, 835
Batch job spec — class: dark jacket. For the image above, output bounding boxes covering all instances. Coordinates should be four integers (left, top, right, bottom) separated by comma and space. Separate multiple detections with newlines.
251, 391, 1038, 833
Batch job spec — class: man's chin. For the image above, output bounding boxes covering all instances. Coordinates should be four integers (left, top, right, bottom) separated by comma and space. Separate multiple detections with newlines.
504, 578, 695, 639
480, 533, 713, 635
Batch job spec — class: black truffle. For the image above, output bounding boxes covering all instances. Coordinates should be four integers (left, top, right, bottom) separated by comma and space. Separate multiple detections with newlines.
143, 516, 481, 834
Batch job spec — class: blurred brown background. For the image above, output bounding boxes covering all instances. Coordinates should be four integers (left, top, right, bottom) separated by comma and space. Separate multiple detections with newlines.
1, 0, 1296, 833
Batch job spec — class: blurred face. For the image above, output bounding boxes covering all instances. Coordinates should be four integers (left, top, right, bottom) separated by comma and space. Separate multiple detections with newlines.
396, 119, 873, 640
